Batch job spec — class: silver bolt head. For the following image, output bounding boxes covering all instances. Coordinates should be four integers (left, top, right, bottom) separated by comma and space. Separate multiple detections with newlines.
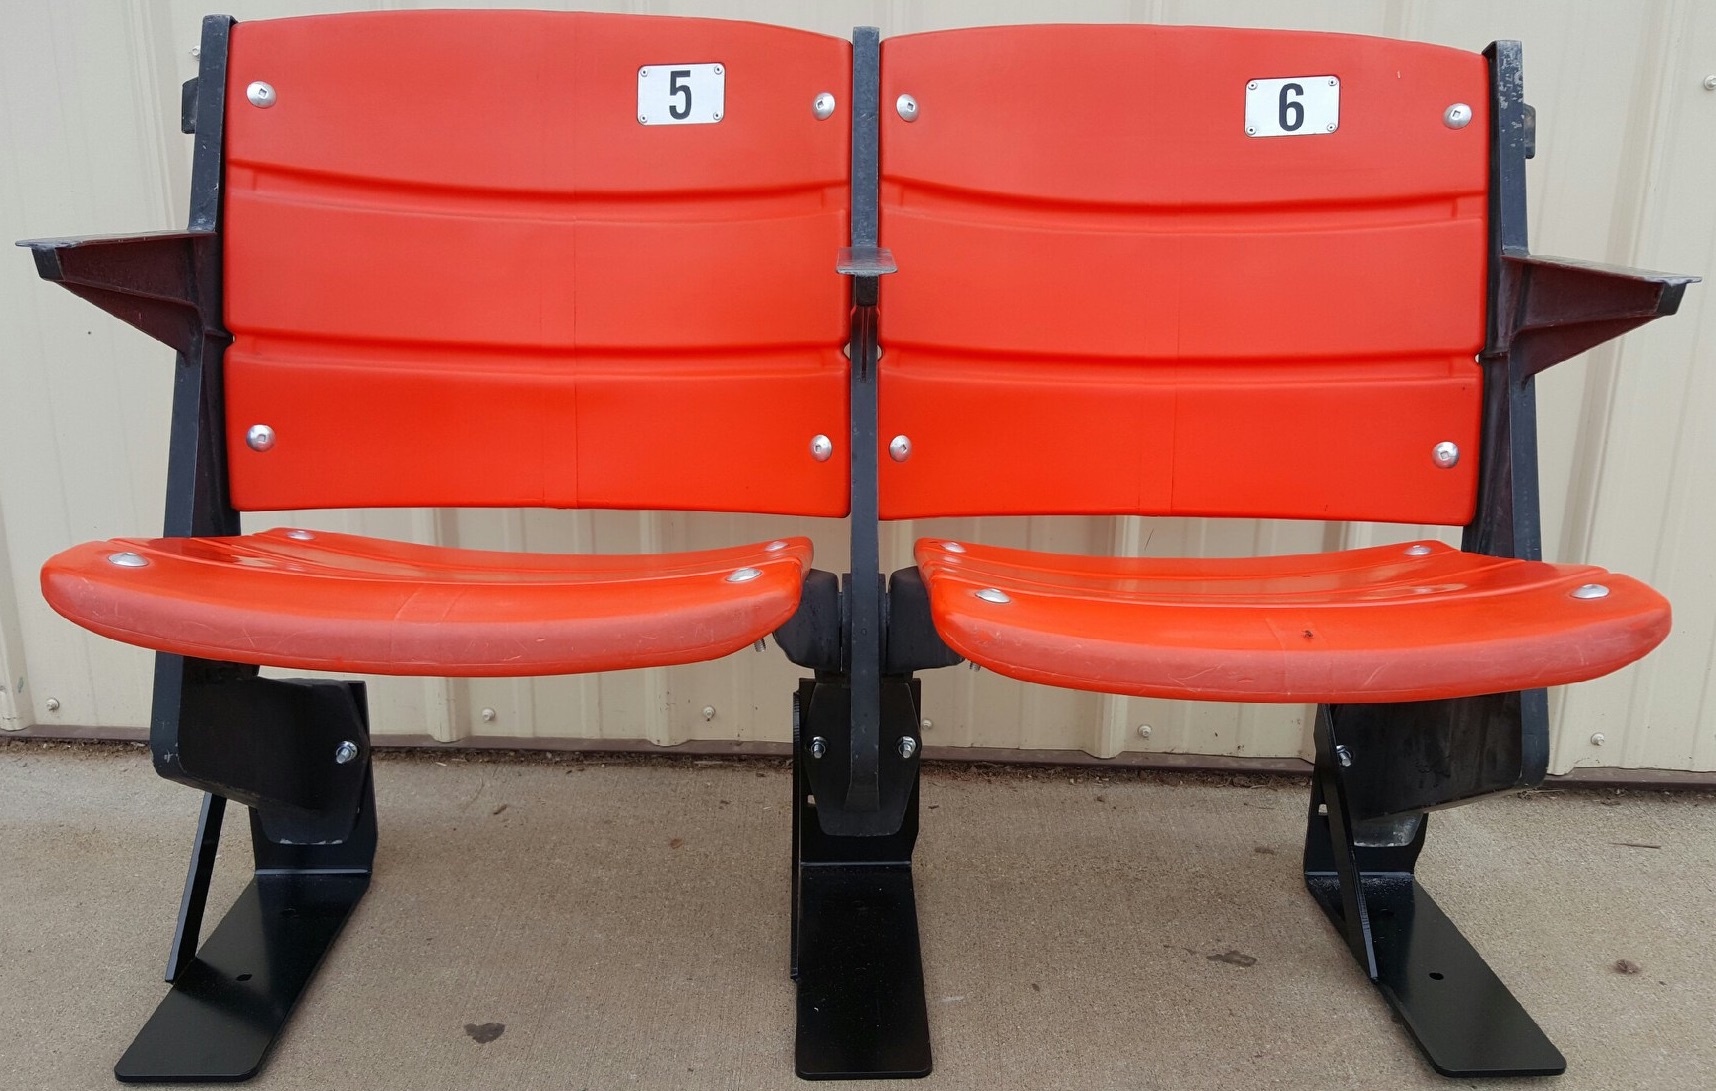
1571, 583, 1611, 600
920, 718, 933, 731
1405, 543, 1434, 556
107, 551, 149, 568
1432, 441, 1460, 468
1336, 745, 1354, 768
1703, 75, 1716, 91
1590, 732, 1607, 746
1248, 81, 1258, 90
726, 567, 761, 583
334, 740, 359, 765
896, 94, 919, 121
45, 698, 61, 713
285, 529, 315, 541
889, 435, 912, 462
480, 707, 497, 723
813, 92, 837, 119
713, 65, 723, 75
898, 736, 918, 759
809, 736, 828, 759
765, 540, 789, 551
1443, 102, 1472, 129
943, 542, 966, 553
246, 81, 276, 108
246, 424, 276, 452
1138, 724, 1152, 739
810, 434, 833, 462
974, 588, 1011, 604
702, 705, 717, 721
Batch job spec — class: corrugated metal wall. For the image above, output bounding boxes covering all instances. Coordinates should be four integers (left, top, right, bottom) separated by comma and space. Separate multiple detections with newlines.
1, 0, 1710, 773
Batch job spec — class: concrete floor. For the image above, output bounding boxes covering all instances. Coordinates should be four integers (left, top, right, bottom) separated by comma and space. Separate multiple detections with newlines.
2, 742, 1712, 1091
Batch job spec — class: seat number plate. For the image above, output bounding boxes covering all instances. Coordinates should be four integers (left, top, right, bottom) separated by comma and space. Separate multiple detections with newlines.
1245, 76, 1340, 137
638, 64, 725, 126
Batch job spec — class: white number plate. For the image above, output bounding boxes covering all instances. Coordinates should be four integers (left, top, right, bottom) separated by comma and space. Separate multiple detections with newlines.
1245, 76, 1340, 138
638, 63, 725, 126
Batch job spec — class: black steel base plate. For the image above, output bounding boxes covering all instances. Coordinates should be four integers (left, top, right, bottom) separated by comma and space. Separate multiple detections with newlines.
1307, 873, 1565, 1077
794, 862, 931, 1080
115, 871, 370, 1083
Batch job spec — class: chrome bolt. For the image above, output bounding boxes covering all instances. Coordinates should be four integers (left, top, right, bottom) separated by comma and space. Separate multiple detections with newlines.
898, 736, 918, 759
45, 698, 61, 713
809, 736, 827, 759
246, 424, 276, 452
334, 740, 359, 764
1336, 745, 1354, 768
702, 705, 716, 721
943, 542, 966, 553
1703, 75, 1716, 91
1405, 544, 1433, 556
813, 92, 837, 119
1443, 102, 1472, 129
889, 435, 912, 462
974, 588, 1011, 604
753, 638, 767, 652
810, 434, 833, 461
726, 568, 761, 583
1432, 441, 1460, 468
896, 94, 919, 121
107, 551, 149, 568
480, 707, 496, 723
1246, 126, 1257, 136
246, 81, 276, 108
1572, 583, 1611, 600
1590, 732, 1607, 746
1138, 724, 1152, 739
765, 540, 789, 551
285, 529, 315, 541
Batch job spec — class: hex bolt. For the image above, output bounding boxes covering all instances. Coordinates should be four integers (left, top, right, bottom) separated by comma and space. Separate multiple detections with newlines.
898, 736, 918, 759
1138, 724, 1152, 739
1590, 732, 1607, 746
809, 736, 828, 759
45, 698, 61, 713
1335, 745, 1354, 768
334, 740, 359, 764
480, 707, 497, 723
702, 705, 717, 721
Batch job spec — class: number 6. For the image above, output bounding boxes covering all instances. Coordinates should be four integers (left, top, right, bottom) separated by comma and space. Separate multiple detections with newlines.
1278, 83, 1305, 131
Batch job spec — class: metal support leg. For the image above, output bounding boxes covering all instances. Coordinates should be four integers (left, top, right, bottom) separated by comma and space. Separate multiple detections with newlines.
1302, 706, 1564, 1077
791, 684, 931, 1080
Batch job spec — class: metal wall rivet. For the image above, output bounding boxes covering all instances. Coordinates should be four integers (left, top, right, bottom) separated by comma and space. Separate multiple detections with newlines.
1702, 75, 1716, 91
246, 81, 276, 108
943, 542, 966, 553
639, 115, 649, 124
889, 435, 912, 462
1325, 122, 1336, 132
1336, 745, 1354, 767
334, 740, 359, 764
1590, 732, 1607, 746
1432, 441, 1460, 468
898, 736, 918, 759
974, 588, 1010, 604
1443, 102, 1472, 129
726, 567, 761, 583
285, 529, 315, 541
247, 424, 276, 452
813, 92, 837, 119
896, 94, 919, 121
1328, 78, 1337, 87
1246, 126, 1257, 136
809, 736, 827, 759
1405, 543, 1433, 556
810, 434, 833, 461
1247, 81, 1258, 90
1571, 583, 1611, 600
713, 65, 723, 75
712, 111, 721, 121
1138, 724, 1152, 739
702, 705, 716, 721
107, 551, 149, 568
920, 718, 933, 731
45, 698, 61, 713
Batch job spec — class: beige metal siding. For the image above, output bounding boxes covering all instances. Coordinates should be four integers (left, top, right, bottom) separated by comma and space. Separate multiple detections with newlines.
1, 0, 1710, 773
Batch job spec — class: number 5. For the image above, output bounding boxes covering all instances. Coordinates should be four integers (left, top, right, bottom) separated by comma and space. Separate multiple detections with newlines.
669, 69, 692, 120
1278, 83, 1304, 131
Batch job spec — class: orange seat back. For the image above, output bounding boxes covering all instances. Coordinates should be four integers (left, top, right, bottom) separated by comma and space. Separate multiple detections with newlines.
222, 12, 851, 515
877, 25, 1490, 523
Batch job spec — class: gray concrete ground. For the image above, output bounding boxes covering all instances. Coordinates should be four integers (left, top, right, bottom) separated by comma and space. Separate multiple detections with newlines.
2, 742, 1712, 1091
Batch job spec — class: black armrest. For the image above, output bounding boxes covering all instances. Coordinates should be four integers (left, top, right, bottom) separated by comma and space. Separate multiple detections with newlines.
1494, 252, 1699, 378
16, 231, 217, 356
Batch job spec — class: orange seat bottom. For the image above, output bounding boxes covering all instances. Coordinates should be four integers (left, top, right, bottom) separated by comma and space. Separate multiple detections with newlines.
914, 539, 1671, 704
42, 529, 812, 676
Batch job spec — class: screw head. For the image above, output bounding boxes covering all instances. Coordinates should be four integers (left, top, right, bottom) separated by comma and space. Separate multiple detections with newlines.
481, 707, 497, 723
711, 111, 721, 121
726, 568, 761, 583
246, 81, 276, 108
1325, 122, 1336, 132
1138, 724, 1152, 739
765, 540, 789, 551
896, 94, 919, 121
713, 65, 723, 75
1443, 102, 1473, 129
889, 435, 912, 462
284, 529, 315, 541
334, 740, 359, 765
921, 719, 933, 731
107, 551, 149, 568
898, 736, 918, 759
246, 424, 276, 452
810, 434, 833, 461
702, 705, 716, 721
1432, 441, 1460, 468
943, 542, 966, 553
1246, 126, 1257, 136
1571, 583, 1611, 600
45, 698, 61, 713
974, 588, 1011, 604
1336, 745, 1354, 768
813, 92, 837, 120
1590, 732, 1607, 746
1405, 543, 1433, 556
809, 736, 828, 759
1248, 81, 1258, 91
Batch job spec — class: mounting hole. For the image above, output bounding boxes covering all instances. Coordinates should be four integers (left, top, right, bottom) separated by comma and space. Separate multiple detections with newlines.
281, 907, 299, 918
1429, 971, 1445, 980
236, 972, 253, 981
